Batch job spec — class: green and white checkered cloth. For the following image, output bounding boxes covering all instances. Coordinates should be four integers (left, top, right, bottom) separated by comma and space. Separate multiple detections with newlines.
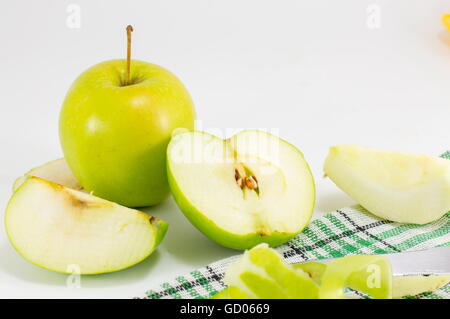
142, 151, 450, 299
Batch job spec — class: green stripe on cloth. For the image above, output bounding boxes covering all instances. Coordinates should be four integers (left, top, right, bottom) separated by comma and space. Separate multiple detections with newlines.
141, 151, 450, 299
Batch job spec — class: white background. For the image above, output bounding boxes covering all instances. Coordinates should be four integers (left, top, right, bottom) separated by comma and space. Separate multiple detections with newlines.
0, 0, 449, 298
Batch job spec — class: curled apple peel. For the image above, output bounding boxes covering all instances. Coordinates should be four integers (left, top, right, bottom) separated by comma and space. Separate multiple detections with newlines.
212, 244, 449, 299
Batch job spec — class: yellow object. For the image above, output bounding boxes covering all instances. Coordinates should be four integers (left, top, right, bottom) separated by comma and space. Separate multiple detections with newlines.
443, 14, 450, 30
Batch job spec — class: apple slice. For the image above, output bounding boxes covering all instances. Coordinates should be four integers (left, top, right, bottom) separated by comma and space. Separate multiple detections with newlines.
167, 130, 315, 250
392, 274, 450, 299
13, 158, 82, 192
5, 176, 168, 274
324, 145, 450, 224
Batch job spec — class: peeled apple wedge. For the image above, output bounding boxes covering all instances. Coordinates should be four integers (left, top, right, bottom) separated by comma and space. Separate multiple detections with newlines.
13, 158, 82, 192
5, 176, 168, 274
392, 274, 450, 299
324, 145, 450, 224
167, 130, 315, 250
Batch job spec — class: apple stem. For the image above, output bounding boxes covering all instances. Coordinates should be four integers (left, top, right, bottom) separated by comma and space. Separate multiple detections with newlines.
126, 25, 134, 85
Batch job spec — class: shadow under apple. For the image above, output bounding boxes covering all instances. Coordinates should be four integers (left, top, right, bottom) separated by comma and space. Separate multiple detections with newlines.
0, 241, 161, 288
315, 191, 355, 216
144, 196, 237, 266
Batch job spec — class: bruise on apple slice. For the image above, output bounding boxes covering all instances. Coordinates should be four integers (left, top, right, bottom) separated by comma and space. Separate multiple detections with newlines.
167, 130, 315, 250
13, 158, 83, 192
5, 176, 168, 274
324, 145, 450, 224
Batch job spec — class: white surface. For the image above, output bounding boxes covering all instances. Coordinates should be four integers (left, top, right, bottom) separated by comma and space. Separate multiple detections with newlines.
0, 0, 449, 298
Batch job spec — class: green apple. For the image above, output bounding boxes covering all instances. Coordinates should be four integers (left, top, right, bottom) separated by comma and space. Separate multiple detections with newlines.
167, 130, 315, 250
5, 176, 168, 274
324, 145, 450, 224
13, 158, 82, 192
60, 59, 195, 207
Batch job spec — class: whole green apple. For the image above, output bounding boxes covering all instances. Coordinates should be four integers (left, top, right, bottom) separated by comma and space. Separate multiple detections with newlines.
60, 59, 195, 207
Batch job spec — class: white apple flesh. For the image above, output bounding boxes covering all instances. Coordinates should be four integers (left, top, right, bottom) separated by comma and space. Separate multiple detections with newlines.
13, 158, 82, 192
392, 274, 450, 298
167, 130, 315, 249
324, 145, 450, 224
5, 176, 168, 274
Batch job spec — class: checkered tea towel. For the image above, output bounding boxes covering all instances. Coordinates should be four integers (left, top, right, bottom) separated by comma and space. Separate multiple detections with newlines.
142, 151, 450, 299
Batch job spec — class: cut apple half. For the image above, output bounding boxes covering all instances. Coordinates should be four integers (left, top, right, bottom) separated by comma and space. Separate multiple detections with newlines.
324, 145, 450, 224
5, 176, 168, 274
167, 130, 315, 250
13, 158, 82, 192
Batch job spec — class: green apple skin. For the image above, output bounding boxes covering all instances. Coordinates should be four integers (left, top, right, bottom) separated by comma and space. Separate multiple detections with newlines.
167, 131, 316, 250
60, 59, 195, 207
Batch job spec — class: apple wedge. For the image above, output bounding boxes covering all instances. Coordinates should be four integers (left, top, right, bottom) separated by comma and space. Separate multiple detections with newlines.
392, 274, 450, 299
167, 130, 315, 250
13, 158, 82, 192
324, 145, 450, 224
5, 176, 168, 274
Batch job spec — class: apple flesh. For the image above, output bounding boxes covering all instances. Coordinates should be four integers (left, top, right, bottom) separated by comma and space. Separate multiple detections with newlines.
60, 60, 195, 207
167, 130, 315, 250
5, 176, 168, 274
13, 158, 82, 192
324, 145, 450, 224
392, 274, 450, 299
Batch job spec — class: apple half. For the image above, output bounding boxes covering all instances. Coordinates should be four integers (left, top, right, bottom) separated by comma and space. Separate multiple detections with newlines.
13, 158, 82, 192
167, 130, 315, 250
324, 145, 450, 224
5, 176, 168, 274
